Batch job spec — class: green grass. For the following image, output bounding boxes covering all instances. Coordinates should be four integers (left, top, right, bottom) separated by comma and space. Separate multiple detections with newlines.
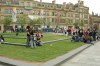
0, 40, 84, 62
5, 35, 68, 43
3, 32, 69, 43
5, 38, 26, 44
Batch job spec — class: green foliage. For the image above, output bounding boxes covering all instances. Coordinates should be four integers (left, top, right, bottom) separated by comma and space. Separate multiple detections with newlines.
2, 16, 12, 26
73, 22, 79, 27
79, 21, 84, 27
65, 20, 70, 26
29, 19, 41, 26
18, 14, 28, 26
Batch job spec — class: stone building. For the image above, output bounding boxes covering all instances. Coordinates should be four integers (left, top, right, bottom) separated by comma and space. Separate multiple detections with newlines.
89, 13, 100, 30
0, 0, 89, 32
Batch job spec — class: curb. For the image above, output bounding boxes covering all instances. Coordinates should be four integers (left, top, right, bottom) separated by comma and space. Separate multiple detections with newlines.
3, 38, 70, 46
0, 57, 37, 66
40, 44, 92, 66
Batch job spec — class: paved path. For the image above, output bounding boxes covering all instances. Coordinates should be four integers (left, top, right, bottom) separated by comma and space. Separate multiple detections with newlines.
60, 41, 100, 66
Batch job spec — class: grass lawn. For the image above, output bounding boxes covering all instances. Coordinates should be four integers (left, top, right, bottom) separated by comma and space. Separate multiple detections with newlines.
3, 32, 69, 43
0, 40, 84, 62
5, 35, 68, 44
1, 32, 57, 37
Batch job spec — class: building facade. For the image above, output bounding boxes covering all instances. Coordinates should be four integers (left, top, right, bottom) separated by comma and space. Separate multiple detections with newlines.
90, 13, 100, 30
0, 0, 89, 32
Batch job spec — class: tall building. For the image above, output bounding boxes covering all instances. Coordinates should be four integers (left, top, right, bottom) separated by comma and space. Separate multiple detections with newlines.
89, 13, 100, 30
0, 0, 89, 32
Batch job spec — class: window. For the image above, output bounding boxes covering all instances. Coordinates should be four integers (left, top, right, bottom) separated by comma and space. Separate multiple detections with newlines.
47, 18, 50, 22
6, 1, 11, 5
33, 10, 35, 15
70, 13, 73, 17
26, 10, 30, 15
16, 9, 20, 14
75, 14, 79, 18
37, 3, 41, 6
20, 9, 24, 14
84, 14, 88, 19
57, 5, 61, 8
75, 20, 79, 22
68, 19, 73, 23
68, 13, 70, 17
20, 2, 24, 6
13, 0, 19, 5
68, 13, 73, 17
33, 3, 36, 7
84, 20, 88, 24
52, 18, 55, 22
37, 10, 40, 15
62, 13, 66, 17
52, 12, 55, 16
84, 9, 88, 13
26, 2, 30, 7
4, 9, 12, 14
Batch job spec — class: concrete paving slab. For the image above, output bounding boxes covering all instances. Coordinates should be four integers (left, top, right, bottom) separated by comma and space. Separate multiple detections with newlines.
60, 41, 100, 66
40, 44, 91, 66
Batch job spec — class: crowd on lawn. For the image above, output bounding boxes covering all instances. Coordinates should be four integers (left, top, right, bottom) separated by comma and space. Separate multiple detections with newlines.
0, 25, 100, 47
70, 28, 100, 44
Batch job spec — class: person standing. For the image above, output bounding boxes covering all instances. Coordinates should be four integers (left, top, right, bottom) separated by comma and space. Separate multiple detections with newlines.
29, 27, 36, 48
26, 26, 31, 47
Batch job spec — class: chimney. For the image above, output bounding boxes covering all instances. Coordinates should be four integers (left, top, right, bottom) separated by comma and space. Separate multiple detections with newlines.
40, 0, 42, 3
52, 0, 56, 4
81, 1, 84, 6
63, 2, 66, 5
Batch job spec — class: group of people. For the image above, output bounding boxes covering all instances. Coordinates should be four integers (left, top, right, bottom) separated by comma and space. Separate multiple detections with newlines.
26, 26, 43, 48
71, 29, 99, 44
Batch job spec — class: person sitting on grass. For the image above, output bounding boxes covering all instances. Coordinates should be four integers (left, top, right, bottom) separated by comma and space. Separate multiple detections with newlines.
0, 35, 4, 44
36, 32, 42, 46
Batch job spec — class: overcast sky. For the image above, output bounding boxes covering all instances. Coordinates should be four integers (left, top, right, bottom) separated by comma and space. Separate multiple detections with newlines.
36, 0, 100, 15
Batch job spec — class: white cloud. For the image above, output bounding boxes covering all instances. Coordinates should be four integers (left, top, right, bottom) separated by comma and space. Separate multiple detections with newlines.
36, 0, 100, 14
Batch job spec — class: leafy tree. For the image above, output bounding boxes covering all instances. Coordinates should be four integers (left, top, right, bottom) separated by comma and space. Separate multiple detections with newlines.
65, 20, 70, 26
2, 16, 12, 27
73, 22, 79, 28
79, 20, 84, 28
28, 18, 42, 32
2, 16, 12, 31
18, 14, 28, 27
29, 18, 41, 26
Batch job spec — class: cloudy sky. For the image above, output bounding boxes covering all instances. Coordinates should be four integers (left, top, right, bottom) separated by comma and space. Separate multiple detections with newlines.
36, 0, 100, 15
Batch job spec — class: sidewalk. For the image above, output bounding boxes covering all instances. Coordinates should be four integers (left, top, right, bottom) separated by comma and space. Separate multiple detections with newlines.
60, 41, 100, 66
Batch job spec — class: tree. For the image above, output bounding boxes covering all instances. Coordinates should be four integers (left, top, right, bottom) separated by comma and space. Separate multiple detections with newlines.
29, 18, 41, 26
73, 22, 79, 28
28, 18, 42, 32
65, 19, 73, 29
2, 16, 12, 31
18, 14, 28, 27
79, 20, 84, 29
